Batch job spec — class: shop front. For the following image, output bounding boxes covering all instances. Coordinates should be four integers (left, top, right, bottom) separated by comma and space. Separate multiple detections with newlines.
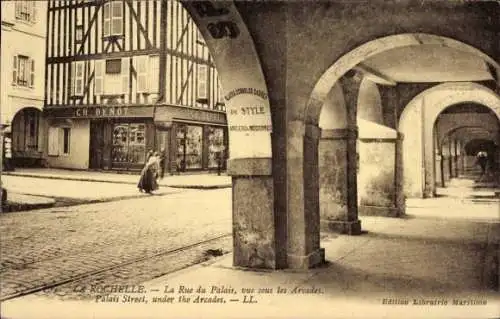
173, 122, 227, 172
45, 105, 155, 171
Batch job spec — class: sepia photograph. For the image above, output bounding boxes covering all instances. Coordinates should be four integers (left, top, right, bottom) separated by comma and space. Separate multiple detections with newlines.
0, 0, 499, 318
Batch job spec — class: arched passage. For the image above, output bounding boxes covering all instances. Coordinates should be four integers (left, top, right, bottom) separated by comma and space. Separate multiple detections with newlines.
436, 127, 497, 186
399, 82, 500, 198
310, 33, 499, 234
10, 107, 44, 167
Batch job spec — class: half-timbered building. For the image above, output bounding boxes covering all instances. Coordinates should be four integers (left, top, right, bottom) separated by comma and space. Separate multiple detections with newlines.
44, 0, 227, 172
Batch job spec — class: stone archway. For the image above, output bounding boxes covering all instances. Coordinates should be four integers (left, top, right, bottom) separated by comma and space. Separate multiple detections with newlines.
180, 1, 285, 269
308, 33, 500, 232
305, 33, 500, 126
399, 82, 500, 198
10, 107, 44, 167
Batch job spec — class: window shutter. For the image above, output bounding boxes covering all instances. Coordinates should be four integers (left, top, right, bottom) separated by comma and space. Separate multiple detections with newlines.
32, 2, 37, 23
48, 127, 60, 156
29, 59, 35, 88
121, 57, 129, 94
94, 60, 104, 95
12, 56, 18, 85
15, 2, 21, 19
111, 1, 123, 35
75, 61, 84, 96
103, 2, 110, 37
136, 56, 148, 93
197, 64, 208, 100
149, 55, 159, 93
70, 62, 75, 95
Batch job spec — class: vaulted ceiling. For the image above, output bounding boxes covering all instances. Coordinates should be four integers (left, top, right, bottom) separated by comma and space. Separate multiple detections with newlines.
359, 44, 496, 85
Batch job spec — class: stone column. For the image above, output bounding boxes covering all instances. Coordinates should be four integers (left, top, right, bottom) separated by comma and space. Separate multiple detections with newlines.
286, 121, 325, 269
228, 158, 283, 269
448, 139, 453, 179
318, 73, 362, 235
319, 127, 361, 234
394, 132, 406, 216
454, 139, 459, 178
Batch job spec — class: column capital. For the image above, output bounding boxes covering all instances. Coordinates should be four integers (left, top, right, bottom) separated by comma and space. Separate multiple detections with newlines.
287, 120, 305, 137
227, 157, 272, 176
321, 127, 358, 140
304, 123, 322, 141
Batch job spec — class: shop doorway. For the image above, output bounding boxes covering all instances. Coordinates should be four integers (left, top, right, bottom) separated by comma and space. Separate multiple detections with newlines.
89, 120, 105, 169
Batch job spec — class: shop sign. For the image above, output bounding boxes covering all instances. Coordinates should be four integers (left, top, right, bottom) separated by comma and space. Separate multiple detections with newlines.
45, 106, 154, 119
3, 137, 12, 159
75, 106, 129, 117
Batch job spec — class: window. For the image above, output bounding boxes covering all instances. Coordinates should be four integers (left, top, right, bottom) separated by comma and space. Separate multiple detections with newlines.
94, 60, 104, 95
149, 55, 160, 93
176, 124, 203, 171
62, 128, 71, 154
48, 127, 59, 156
112, 123, 146, 165
25, 109, 39, 151
106, 59, 121, 74
48, 127, 71, 155
75, 9, 83, 43
207, 127, 225, 168
103, 1, 123, 37
12, 55, 34, 87
71, 61, 85, 96
75, 25, 83, 43
197, 64, 208, 101
196, 30, 206, 45
15, 1, 36, 23
135, 56, 148, 93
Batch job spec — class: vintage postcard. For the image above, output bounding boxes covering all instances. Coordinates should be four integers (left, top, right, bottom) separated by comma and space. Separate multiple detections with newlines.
0, 0, 499, 318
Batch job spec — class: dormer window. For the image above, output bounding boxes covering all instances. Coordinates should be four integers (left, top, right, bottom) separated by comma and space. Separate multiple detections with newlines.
103, 1, 123, 37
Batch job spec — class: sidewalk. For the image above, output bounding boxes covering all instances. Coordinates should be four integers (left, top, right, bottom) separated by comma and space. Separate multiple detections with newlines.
2, 168, 232, 189
1, 193, 55, 213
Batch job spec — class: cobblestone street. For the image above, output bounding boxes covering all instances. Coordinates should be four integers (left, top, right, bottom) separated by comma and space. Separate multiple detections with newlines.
0, 188, 232, 300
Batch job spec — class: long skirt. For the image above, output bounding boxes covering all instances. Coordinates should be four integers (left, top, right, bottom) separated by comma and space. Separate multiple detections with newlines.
137, 167, 159, 193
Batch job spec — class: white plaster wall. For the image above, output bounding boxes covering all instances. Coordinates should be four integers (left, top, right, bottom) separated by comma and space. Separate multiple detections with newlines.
318, 83, 346, 129
399, 98, 424, 197
46, 120, 90, 169
357, 78, 384, 124
1, 2, 47, 128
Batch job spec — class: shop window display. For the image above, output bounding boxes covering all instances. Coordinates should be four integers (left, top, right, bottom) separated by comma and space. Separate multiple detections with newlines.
176, 124, 203, 171
112, 123, 146, 166
207, 127, 225, 168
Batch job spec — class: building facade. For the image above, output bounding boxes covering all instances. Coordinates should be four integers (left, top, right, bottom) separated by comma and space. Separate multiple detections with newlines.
44, 0, 227, 173
1, 1, 48, 169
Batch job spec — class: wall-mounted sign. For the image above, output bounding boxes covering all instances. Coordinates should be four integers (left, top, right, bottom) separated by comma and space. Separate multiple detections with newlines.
224, 87, 272, 132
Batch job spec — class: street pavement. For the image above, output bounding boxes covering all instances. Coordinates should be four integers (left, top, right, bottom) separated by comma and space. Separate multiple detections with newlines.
0, 175, 498, 319
0, 188, 232, 301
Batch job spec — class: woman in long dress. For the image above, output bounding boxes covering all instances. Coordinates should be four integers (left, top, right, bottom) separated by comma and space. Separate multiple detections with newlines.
137, 152, 160, 194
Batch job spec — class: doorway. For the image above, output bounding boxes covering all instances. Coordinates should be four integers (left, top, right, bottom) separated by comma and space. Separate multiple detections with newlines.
89, 120, 105, 169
